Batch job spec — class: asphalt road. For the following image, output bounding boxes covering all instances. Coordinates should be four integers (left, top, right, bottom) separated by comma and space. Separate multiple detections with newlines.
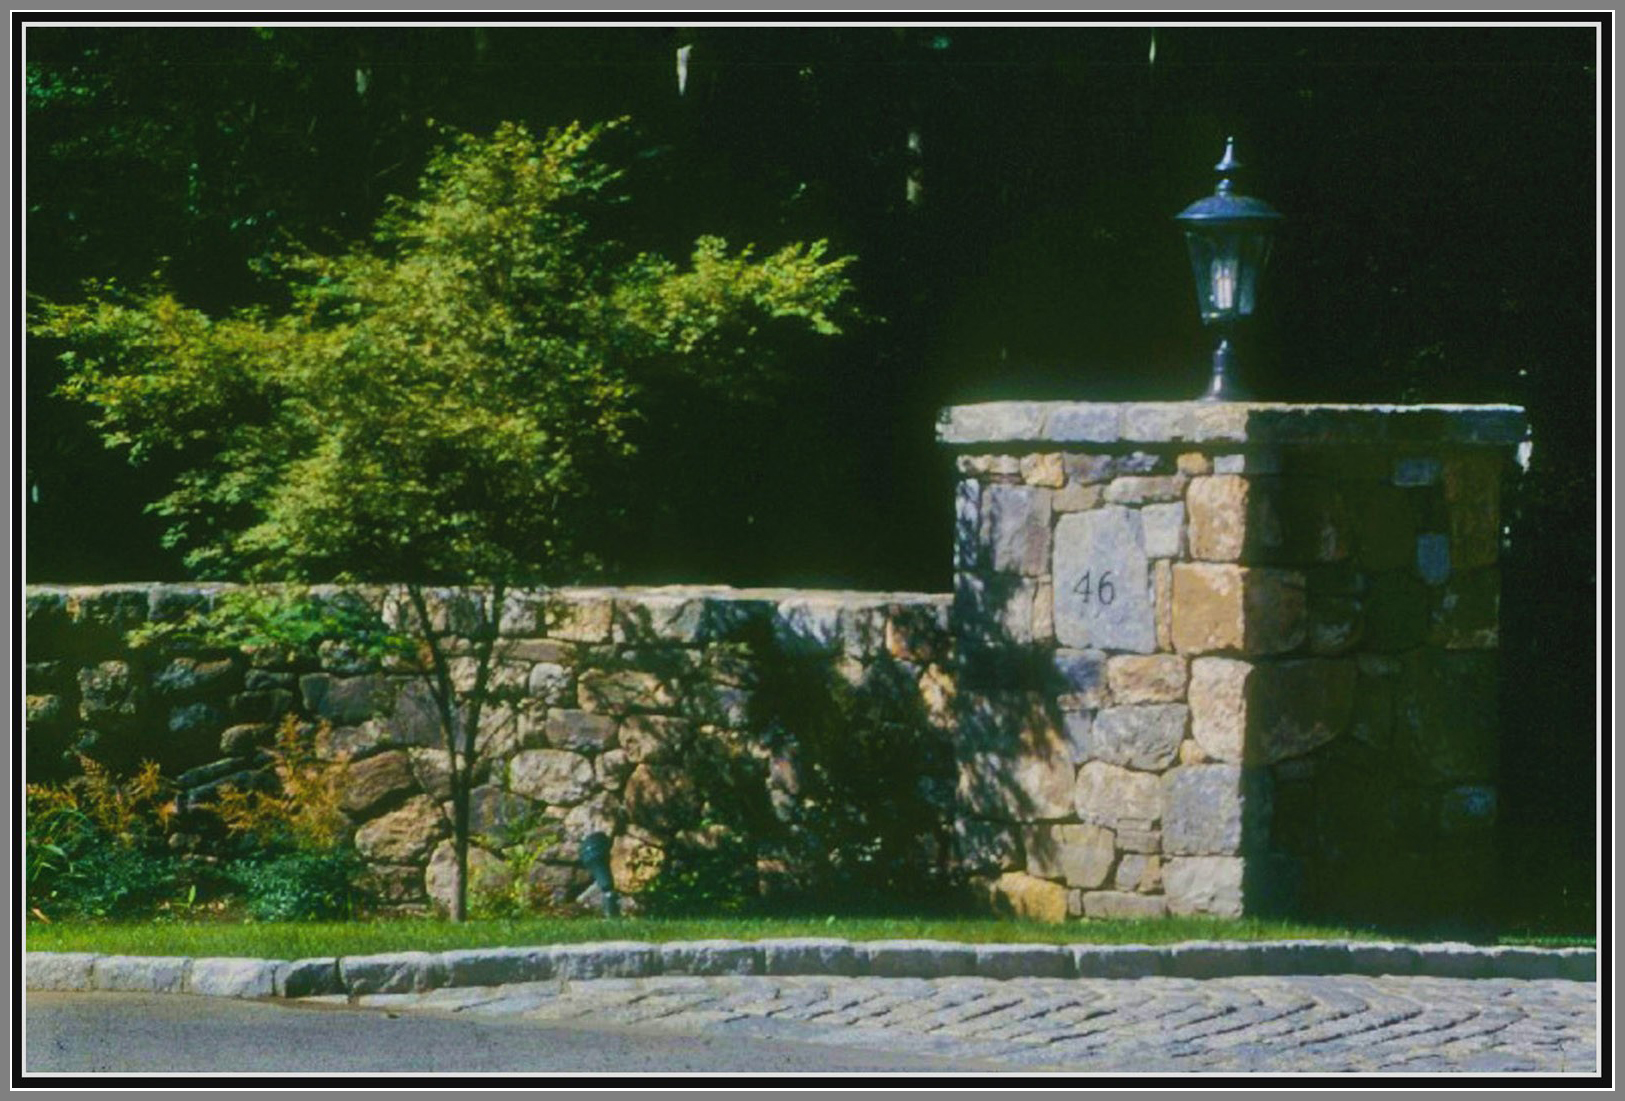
23, 991, 1006, 1075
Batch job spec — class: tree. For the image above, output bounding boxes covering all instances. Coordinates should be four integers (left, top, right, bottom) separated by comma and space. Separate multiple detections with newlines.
32, 118, 857, 920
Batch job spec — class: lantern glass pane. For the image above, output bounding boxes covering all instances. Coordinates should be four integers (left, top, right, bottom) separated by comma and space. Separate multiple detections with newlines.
1183, 229, 1274, 323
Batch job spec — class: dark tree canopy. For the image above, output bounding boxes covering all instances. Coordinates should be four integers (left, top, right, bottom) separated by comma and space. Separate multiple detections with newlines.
23, 22, 1599, 907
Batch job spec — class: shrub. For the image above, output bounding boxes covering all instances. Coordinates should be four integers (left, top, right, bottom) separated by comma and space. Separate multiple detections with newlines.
207, 715, 352, 853
26, 757, 182, 920
226, 849, 362, 922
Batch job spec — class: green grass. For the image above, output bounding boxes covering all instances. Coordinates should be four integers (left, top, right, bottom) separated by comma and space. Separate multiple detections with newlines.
25, 914, 1429, 960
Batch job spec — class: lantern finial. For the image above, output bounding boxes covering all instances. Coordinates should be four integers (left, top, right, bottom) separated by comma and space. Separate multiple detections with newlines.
1214, 137, 1241, 193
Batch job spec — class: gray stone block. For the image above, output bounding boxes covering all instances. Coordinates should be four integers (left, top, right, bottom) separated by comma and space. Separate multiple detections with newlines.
973, 944, 1074, 980
276, 957, 343, 998
550, 941, 659, 980
1161, 765, 1244, 856
1043, 404, 1122, 443
339, 951, 448, 995
1343, 942, 1420, 977
984, 484, 1052, 576
658, 940, 764, 976
1088, 705, 1188, 771
441, 946, 554, 988
1071, 944, 1162, 979
1163, 941, 1264, 978
92, 954, 188, 993
864, 939, 977, 979
1412, 942, 1490, 979
937, 402, 1051, 445
1256, 941, 1356, 975
186, 957, 281, 998
1053, 507, 1156, 653
25, 952, 98, 991
761, 938, 862, 976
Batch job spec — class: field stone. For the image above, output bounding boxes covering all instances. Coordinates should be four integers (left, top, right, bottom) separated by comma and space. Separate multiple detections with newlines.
509, 748, 596, 805
353, 795, 448, 864
988, 871, 1070, 923
341, 750, 418, 816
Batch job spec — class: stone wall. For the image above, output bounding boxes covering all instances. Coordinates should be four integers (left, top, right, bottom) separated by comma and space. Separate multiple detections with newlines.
24, 401, 1527, 925
940, 401, 1526, 925
24, 583, 954, 914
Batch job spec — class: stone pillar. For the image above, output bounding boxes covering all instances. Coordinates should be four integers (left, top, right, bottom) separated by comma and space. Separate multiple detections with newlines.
939, 401, 1527, 923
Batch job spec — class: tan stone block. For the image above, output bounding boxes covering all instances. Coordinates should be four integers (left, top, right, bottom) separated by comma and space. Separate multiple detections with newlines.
1171, 564, 1305, 655
1024, 822, 1116, 888
1154, 560, 1173, 650
1186, 475, 1250, 561
1114, 852, 1162, 893
989, 871, 1070, 923
1187, 657, 1250, 763
1020, 452, 1066, 488
959, 746, 1076, 822
1106, 654, 1188, 703
341, 750, 419, 817
544, 597, 613, 643
1104, 475, 1187, 505
353, 795, 448, 864
1177, 451, 1214, 476
1053, 484, 1103, 512
1074, 760, 1162, 827
1179, 739, 1210, 765
1032, 578, 1055, 644
1116, 827, 1161, 853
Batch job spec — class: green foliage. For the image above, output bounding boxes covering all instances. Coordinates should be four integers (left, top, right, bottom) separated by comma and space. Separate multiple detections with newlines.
33, 118, 856, 586
634, 821, 762, 919
466, 811, 566, 921
129, 585, 412, 665
226, 849, 362, 922
26, 760, 182, 920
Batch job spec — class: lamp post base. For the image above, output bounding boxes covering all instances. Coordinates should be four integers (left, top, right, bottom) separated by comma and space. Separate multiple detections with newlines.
1199, 336, 1246, 402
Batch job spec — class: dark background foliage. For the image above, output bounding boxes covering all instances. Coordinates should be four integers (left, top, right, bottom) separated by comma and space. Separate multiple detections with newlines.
23, 22, 1598, 924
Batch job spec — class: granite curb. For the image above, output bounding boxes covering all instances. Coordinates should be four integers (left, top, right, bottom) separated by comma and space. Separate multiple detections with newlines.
24, 939, 1595, 999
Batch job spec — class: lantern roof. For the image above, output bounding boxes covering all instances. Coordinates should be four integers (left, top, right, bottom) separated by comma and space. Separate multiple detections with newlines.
1175, 137, 1283, 226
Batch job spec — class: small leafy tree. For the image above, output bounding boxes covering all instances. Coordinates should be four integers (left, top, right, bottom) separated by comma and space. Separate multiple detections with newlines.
33, 118, 857, 920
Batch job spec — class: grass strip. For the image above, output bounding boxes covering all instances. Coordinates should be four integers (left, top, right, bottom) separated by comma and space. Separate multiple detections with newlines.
23, 914, 1438, 960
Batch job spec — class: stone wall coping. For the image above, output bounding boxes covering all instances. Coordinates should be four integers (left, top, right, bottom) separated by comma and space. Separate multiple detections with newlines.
24, 939, 1595, 998
936, 401, 1529, 448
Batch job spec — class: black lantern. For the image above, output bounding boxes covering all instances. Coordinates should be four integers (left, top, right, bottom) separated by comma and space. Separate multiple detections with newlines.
1175, 137, 1283, 401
